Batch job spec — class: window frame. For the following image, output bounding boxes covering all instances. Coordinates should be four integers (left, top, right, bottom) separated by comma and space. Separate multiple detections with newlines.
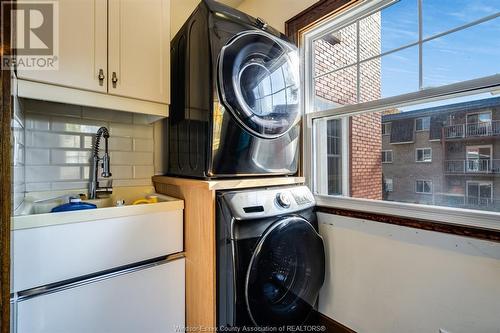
382, 122, 391, 136
415, 117, 430, 132
301, 0, 500, 231
381, 150, 393, 164
415, 180, 433, 194
384, 178, 394, 192
466, 110, 493, 125
415, 147, 432, 163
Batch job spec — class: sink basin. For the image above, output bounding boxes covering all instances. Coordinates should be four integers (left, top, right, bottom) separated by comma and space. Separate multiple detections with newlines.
84, 197, 114, 209
17, 187, 178, 216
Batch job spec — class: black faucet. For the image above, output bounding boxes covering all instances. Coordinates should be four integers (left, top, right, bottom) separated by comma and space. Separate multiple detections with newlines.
89, 127, 112, 199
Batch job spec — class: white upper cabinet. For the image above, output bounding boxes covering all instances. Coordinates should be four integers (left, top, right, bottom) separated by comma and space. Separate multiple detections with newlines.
108, 0, 170, 104
17, 0, 108, 93
16, 0, 170, 116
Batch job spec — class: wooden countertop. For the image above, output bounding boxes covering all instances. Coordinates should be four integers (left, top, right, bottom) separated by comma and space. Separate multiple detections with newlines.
152, 176, 305, 191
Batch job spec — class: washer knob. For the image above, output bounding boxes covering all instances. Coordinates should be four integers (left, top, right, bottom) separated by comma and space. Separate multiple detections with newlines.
276, 192, 291, 208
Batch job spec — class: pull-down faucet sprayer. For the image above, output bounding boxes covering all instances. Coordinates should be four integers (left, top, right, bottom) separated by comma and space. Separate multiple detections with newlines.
89, 127, 113, 199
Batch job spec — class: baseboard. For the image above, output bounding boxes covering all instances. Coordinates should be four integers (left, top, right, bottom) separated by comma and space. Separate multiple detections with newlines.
314, 311, 357, 333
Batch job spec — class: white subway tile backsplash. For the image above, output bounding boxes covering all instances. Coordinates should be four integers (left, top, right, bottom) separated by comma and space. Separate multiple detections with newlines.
51, 150, 91, 164
51, 182, 89, 191
113, 179, 152, 187
133, 165, 154, 179
110, 166, 134, 179
26, 182, 51, 192
26, 148, 50, 165
26, 166, 81, 182
110, 123, 153, 139
23, 100, 158, 192
110, 151, 153, 166
108, 137, 134, 151
83, 107, 133, 124
22, 99, 82, 117
51, 117, 106, 134
82, 136, 133, 151
26, 132, 81, 148
13, 166, 25, 185
82, 165, 133, 180
26, 114, 50, 131
133, 138, 154, 152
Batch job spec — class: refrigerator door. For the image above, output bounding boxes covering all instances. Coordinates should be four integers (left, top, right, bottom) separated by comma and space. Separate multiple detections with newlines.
17, 258, 185, 333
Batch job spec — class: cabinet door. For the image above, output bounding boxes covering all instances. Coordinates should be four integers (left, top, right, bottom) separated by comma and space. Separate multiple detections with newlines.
17, 258, 185, 333
108, 0, 170, 104
17, 0, 108, 93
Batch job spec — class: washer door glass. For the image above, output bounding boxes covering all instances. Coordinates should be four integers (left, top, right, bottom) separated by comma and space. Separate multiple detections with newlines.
245, 217, 325, 326
219, 31, 301, 139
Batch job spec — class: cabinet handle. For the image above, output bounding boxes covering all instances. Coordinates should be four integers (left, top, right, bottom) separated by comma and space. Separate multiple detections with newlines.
112, 72, 118, 88
98, 69, 105, 86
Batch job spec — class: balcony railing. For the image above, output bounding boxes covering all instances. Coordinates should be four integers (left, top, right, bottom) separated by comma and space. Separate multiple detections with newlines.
443, 121, 500, 139
445, 159, 500, 174
435, 194, 499, 211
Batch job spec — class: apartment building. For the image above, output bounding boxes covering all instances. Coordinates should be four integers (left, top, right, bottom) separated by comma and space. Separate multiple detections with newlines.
382, 96, 500, 212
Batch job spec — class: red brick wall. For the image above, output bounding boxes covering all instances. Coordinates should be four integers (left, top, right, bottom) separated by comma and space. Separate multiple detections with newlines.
314, 13, 382, 200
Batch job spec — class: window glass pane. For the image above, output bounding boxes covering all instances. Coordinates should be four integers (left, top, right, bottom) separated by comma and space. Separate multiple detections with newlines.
360, 46, 419, 102
424, 181, 432, 193
422, 0, 500, 38
314, 22, 357, 77
417, 149, 423, 161
314, 65, 357, 111
422, 17, 500, 88
360, 0, 418, 60
327, 118, 343, 196
315, 92, 500, 213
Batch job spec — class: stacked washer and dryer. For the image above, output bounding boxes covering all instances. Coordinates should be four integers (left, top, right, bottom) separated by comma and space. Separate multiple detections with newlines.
168, 0, 325, 330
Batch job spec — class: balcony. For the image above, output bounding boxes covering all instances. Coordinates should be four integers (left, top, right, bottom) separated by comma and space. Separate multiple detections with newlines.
444, 159, 500, 174
443, 121, 500, 139
436, 194, 500, 211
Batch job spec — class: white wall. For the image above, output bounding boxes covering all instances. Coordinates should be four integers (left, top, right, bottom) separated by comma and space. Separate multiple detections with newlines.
170, 0, 245, 38
318, 213, 500, 333
170, 0, 319, 38
170, 0, 199, 38
237, 0, 319, 32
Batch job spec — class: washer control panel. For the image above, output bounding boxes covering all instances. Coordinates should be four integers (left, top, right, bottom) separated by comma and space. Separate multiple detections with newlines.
276, 192, 292, 208
222, 185, 315, 220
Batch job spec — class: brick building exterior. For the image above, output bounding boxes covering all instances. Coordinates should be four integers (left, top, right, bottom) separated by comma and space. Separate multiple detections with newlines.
313, 13, 383, 199
382, 97, 500, 212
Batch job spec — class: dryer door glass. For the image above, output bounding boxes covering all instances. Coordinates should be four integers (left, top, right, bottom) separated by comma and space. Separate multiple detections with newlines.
245, 217, 325, 326
219, 31, 301, 139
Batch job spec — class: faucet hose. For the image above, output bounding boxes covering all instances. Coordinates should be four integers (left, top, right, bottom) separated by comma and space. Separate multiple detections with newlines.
93, 127, 110, 157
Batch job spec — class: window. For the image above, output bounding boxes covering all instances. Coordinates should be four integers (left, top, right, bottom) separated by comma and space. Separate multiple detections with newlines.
382, 122, 391, 136
466, 145, 492, 172
304, 0, 500, 228
314, 117, 349, 196
384, 178, 393, 192
415, 117, 430, 131
467, 111, 492, 124
381, 150, 393, 163
416, 180, 432, 194
416, 148, 432, 162
467, 181, 493, 206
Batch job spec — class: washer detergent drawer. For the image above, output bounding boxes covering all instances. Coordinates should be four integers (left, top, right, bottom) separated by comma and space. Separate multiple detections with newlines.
17, 258, 185, 333
13, 209, 183, 292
